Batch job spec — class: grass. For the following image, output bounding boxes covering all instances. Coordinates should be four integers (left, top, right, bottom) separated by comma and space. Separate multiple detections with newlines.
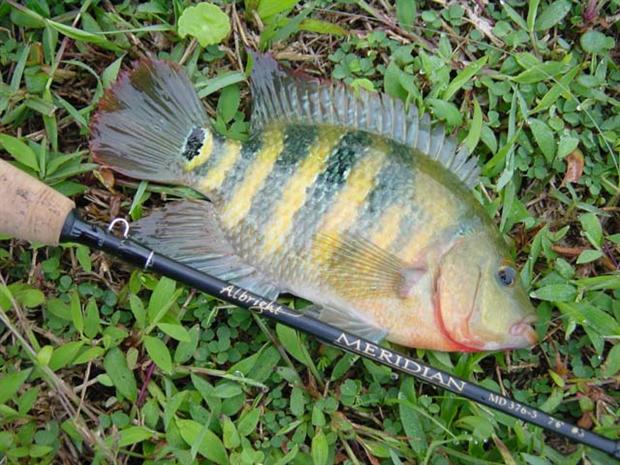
0, 1, 619, 464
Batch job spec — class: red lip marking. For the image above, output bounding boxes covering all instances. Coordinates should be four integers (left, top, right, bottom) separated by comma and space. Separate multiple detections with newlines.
432, 267, 479, 353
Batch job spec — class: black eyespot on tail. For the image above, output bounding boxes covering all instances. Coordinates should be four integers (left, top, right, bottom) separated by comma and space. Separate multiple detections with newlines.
182, 127, 205, 161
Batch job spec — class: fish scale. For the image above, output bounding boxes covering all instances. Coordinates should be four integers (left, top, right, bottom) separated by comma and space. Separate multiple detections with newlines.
243, 125, 317, 231
90, 55, 538, 352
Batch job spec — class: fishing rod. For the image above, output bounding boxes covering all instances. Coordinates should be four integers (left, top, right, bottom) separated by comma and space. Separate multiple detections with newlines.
1, 158, 618, 459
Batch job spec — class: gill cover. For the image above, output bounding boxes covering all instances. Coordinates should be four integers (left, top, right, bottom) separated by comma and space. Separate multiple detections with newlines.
436, 233, 538, 351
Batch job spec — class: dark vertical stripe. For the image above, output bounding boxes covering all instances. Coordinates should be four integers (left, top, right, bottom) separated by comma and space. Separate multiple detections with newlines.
218, 133, 263, 202
244, 125, 317, 229
289, 130, 372, 250
350, 141, 417, 252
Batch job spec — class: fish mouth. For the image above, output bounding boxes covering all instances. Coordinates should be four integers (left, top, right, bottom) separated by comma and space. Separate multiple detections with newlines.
482, 315, 538, 350
509, 315, 538, 346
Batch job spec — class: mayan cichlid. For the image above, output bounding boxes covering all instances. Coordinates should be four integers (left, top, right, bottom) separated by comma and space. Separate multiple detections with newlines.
89, 53, 538, 352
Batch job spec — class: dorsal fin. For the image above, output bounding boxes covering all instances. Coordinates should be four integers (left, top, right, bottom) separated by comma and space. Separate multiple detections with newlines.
249, 53, 480, 188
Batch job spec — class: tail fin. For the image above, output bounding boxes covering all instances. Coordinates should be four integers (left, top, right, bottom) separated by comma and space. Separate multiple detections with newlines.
89, 58, 208, 183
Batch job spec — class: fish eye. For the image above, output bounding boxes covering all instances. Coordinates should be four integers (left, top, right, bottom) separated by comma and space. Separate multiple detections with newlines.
497, 266, 516, 287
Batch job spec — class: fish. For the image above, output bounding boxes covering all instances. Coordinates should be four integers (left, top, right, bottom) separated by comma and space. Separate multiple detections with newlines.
89, 54, 538, 352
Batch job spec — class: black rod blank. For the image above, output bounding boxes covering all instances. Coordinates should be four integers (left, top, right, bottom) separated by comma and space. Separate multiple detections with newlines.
60, 211, 620, 459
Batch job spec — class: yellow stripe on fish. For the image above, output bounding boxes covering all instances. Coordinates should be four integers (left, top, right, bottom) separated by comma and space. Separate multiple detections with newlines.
312, 139, 389, 264
261, 127, 345, 257
198, 139, 242, 194
220, 127, 285, 229
369, 204, 403, 250
184, 130, 214, 172
400, 177, 459, 263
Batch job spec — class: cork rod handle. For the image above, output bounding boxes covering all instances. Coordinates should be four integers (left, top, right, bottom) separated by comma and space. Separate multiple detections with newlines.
0, 159, 75, 246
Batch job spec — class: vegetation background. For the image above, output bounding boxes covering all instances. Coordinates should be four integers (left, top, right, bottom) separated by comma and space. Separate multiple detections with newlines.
0, 0, 619, 464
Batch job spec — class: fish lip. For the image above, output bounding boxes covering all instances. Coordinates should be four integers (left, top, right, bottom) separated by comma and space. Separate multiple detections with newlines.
509, 315, 538, 345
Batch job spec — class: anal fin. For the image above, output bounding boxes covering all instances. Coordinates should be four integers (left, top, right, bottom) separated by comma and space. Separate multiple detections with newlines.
132, 200, 281, 301
304, 305, 387, 343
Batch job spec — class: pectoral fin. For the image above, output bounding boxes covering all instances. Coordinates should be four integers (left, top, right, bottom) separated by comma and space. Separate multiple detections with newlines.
314, 233, 427, 300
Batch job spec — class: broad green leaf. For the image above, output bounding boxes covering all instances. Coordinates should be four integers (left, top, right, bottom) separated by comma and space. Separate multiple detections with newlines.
221, 416, 240, 449
299, 19, 347, 36
534, 0, 571, 31
454, 415, 495, 441
49, 341, 84, 371
463, 97, 483, 153
275, 324, 312, 367
118, 426, 156, 447
73, 347, 105, 365
37, 345, 53, 366
579, 213, 603, 249
84, 298, 101, 339
214, 382, 242, 398
526, 0, 540, 32
531, 65, 580, 113
178, 3, 231, 47
237, 407, 261, 436
530, 65, 581, 113
174, 325, 200, 363
273, 445, 299, 465
580, 301, 620, 336
9, 284, 44, 308
217, 84, 240, 123
528, 118, 555, 162
576, 249, 603, 264
0, 135, 39, 171
501, 2, 527, 30
512, 61, 565, 84
257, 0, 300, 19
28, 445, 53, 458
311, 429, 329, 465
176, 419, 228, 464
427, 98, 462, 126
557, 135, 579, 159
0, 369, 32, 404
143, 335, 173, 374
290, 387, 305, 417
602, 344, 620, 378
191, 373, 220, 412
70, 291, 83, 335
47, 20, 123, 52
530, 284, 576, 302
539, 387, 563, 413
129, 294, 146, 329
580, 31, 614, 54
573, 275, 620, 291
443, 56, 487, 101
147, 277, 178, 325
197, 71, 246, 99
157, 322, 190, 342
75, 245, 92, 273
18, 386, 39, 416
102, 56, 124, 89
396, 0, 416, 30
399, 377, 425, 456
103, 347, 137, 402
164, 391, 186, 429
251, 346, 281, 382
